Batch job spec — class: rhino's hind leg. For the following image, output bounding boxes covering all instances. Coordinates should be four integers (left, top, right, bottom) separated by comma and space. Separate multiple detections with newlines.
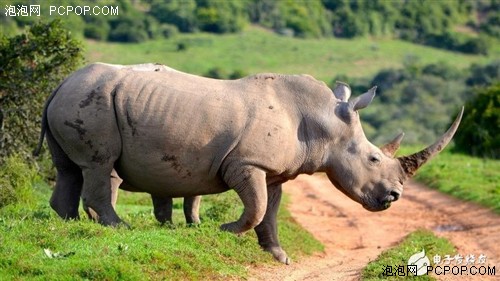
81, 167, 123, 226
84, 169, 120, 221
152, 195, 201, 225
46, 129, 83, 220
254, 184, 290, 264
151, 195, 174, 224
220, 166, 267, 234
183, 196, 201, 224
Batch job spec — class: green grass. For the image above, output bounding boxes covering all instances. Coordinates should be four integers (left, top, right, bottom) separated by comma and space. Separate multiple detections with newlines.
362, 229, 456, 280
0, 161, 323, 280
399, 146, 500, 213
85, 26, 498, 82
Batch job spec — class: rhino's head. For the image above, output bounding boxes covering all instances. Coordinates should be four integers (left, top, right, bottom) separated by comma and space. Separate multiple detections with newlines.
324, 82, 463, 212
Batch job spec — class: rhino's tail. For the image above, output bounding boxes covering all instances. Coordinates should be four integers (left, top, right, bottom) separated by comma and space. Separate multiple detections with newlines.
32, 81, 65, 157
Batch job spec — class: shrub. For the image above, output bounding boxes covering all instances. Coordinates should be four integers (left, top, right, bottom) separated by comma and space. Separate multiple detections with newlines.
459, 37, 489, 55
149, 0, 198, 33
229, 70, 247, 80
0, 155, 38, 208
196, 0, 247, 33
204, 67, 227, 79
479, 11, 500, 38
453, 84, 500, 159
83, 14, 111, 41
422, 32, 491, 55
0, 19, 84, 161
422, 63, 464, 80
108, 15, 149, 43
84, 23, 110, 41
466, 61, 500, 87
160, 24, 179, 38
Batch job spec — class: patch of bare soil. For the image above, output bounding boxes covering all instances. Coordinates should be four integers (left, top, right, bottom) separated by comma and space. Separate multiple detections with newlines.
249, 174, 499, 280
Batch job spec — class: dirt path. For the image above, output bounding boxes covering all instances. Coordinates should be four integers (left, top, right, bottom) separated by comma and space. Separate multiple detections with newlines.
250, 174, 499, 280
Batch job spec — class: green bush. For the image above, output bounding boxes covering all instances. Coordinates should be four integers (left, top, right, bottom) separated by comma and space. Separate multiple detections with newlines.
478, 5, 500, 38
453, 84, 500, 159
203, 68, 247, 80
0, 19, 84, 161
466, 60, 500, 87
204, 67, 227, 79
278, 0, 332, 38
83, 17, 111, 41
160, 24, 179, 38
196, 0, 247, 33
0, 155, 38, 208
149, 0, 198, 33
108, 15, 149, 43
422, 32, 491, 55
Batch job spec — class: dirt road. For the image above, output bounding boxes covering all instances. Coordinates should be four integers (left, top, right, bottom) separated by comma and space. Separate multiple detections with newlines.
250, 174, 499, 280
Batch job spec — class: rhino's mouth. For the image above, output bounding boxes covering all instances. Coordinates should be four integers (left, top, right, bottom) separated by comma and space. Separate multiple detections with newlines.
361, 196, 392, 212
362, 203, 390, 212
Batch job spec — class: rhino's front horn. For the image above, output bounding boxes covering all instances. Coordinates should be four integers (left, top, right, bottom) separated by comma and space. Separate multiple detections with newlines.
398, 107, 464, 178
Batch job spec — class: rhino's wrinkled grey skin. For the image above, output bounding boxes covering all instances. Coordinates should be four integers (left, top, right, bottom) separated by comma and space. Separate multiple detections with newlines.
42, 64, 202, 225
35, 63, 463, 264
83, 170, 202, 224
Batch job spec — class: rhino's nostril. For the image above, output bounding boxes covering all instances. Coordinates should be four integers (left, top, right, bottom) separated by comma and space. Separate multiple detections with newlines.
390, 190, 400, 201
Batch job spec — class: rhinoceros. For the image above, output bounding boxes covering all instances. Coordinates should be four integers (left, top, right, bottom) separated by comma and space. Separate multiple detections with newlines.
35, 62, 462, 264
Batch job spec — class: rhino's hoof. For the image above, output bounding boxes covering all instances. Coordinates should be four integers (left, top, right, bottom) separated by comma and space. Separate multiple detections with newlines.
268, 246, 290, 265
220, 222, 240, 234
117, 221, 131, 229
277, 256, 291, 265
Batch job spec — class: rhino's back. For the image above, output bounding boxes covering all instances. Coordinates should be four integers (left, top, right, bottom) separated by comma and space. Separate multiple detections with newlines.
108, 66, 300, 196
49, 63, 327, 197
112, 69, 246, 195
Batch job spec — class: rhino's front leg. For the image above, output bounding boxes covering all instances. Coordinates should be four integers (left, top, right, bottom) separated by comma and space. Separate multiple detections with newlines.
221, 166, 267, 234
254, 184, 290, 264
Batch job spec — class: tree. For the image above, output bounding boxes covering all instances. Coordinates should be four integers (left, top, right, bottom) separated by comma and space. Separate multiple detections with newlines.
466, 61, 500, 87
453, 84, 500, 159
108, 15, 150, 42
0, 20, 84, 161
149, 0, 198, 32
195, 0, 247, 33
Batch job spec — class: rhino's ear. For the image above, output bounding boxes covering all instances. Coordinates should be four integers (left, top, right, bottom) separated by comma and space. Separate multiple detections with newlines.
349, 86, 376, 111
333, 81, 351, 102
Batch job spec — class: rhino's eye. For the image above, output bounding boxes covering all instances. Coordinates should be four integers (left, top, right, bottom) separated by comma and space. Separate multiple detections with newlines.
369, 153, 381, 164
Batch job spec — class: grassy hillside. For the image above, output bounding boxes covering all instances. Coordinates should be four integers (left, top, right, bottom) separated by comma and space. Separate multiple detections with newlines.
85, 26, 498, 82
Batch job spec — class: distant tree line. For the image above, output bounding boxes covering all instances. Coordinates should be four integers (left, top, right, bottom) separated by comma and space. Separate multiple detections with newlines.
334, 59, 499, 158
2, 0, 498, 54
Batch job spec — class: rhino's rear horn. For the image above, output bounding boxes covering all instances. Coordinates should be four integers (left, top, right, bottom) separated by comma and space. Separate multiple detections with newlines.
398, 107, 464, 178
381, 132, 404, 157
